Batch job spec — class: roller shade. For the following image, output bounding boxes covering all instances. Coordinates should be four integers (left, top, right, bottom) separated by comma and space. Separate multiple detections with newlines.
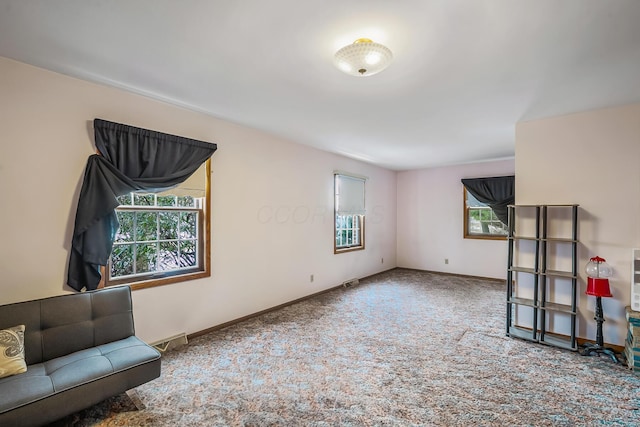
335, 173, 366, 215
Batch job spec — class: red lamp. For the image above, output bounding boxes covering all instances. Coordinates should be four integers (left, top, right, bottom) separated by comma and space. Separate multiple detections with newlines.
580, 256, 620, 363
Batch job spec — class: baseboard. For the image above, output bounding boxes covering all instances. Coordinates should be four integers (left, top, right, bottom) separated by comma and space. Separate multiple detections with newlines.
395, 267, 506, 283
189, 268, 396, 340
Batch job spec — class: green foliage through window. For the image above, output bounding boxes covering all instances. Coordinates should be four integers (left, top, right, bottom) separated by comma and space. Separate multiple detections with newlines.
336, 214, 361, 249
110, 193, 201, 281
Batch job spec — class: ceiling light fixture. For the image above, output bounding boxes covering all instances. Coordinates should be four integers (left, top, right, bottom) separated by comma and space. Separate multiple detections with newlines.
334, 38, 393, 77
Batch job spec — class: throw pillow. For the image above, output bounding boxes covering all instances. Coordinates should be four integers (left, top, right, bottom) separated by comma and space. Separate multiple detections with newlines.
0, 324, 27, 379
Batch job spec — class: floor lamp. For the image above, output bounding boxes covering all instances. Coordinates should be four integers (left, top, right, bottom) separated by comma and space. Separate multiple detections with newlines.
579, 256, 620, 363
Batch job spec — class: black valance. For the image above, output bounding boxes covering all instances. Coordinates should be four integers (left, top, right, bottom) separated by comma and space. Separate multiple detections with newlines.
461, 175, 515, 225
67, 119, 217, 291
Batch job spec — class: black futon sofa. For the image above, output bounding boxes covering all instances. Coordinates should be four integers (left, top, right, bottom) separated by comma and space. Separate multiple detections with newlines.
0, 286, 161, 426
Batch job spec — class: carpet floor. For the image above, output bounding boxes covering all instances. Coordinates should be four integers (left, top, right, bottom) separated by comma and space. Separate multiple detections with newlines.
50, 269, 640, 426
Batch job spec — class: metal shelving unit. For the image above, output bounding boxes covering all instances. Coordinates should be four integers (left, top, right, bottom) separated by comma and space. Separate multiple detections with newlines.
506, 205, 541, 343
506, 204, 579, 351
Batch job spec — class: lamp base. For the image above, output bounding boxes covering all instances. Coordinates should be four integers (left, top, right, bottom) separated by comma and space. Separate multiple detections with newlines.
579, 342, 622, 364
580, 296, 623, 364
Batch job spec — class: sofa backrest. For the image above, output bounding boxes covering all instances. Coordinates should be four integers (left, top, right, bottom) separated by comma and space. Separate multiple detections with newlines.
0, 286, 135, 365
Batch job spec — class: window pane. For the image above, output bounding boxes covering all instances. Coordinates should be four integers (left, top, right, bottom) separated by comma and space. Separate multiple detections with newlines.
159, 212, 179, 240
111, 244, 134, 277
136, 212, 158, 241
115, 211, 134, 243
158, 241, 179, 271
134, 193, 155, 206
116, 194, 132, 206
157, 195, 176, 207
180, 240, 197, 268
178, 196, 195, 207
136, 243, 157, 273
180, 212, 197, 239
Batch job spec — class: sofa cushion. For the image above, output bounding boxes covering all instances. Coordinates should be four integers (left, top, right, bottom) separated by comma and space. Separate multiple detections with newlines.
0, 286, 136, 366
0, 336, 159, 414
0, 365, 54, 412
0, 325, 27, 379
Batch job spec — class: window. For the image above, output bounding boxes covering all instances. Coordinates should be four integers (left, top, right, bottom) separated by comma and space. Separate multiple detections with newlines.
105, 161, 211, 290
335, 173, 365, 252
335, 214, 362, 249
464, 188, 508, 239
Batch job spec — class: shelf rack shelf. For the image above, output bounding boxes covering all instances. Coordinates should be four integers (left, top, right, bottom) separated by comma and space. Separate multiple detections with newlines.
506, 204, 579, 351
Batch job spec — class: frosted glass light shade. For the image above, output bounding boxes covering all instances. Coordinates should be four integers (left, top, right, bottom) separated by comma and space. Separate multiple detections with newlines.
334, 38, 393, 77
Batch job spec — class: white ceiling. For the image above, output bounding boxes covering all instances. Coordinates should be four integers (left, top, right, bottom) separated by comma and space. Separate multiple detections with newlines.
1, 0, 640, 170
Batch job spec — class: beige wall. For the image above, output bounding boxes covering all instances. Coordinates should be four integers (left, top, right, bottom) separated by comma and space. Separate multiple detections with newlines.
516, 103, 640, 345
396, 159, 515, 279
0, 57, 397, 343
6, 53, 635, 347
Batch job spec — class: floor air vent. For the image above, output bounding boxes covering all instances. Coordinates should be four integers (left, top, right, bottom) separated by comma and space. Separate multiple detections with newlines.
342, 278, 360, 288
150, 333, 188, 353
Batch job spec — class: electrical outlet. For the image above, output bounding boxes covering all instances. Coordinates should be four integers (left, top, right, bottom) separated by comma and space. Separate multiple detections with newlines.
310, 274, 314, 283
445, 258, 449, 265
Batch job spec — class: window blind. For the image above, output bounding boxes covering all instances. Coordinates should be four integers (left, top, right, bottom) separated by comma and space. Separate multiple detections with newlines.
335, 174, 366, 215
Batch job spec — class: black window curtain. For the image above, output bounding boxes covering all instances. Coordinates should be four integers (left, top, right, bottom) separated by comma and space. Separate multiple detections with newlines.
67, 119, 217, 291
461, 175, 515, 225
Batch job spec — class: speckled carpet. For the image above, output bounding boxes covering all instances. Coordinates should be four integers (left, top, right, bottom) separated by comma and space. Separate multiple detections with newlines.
50, 269, 640, 426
